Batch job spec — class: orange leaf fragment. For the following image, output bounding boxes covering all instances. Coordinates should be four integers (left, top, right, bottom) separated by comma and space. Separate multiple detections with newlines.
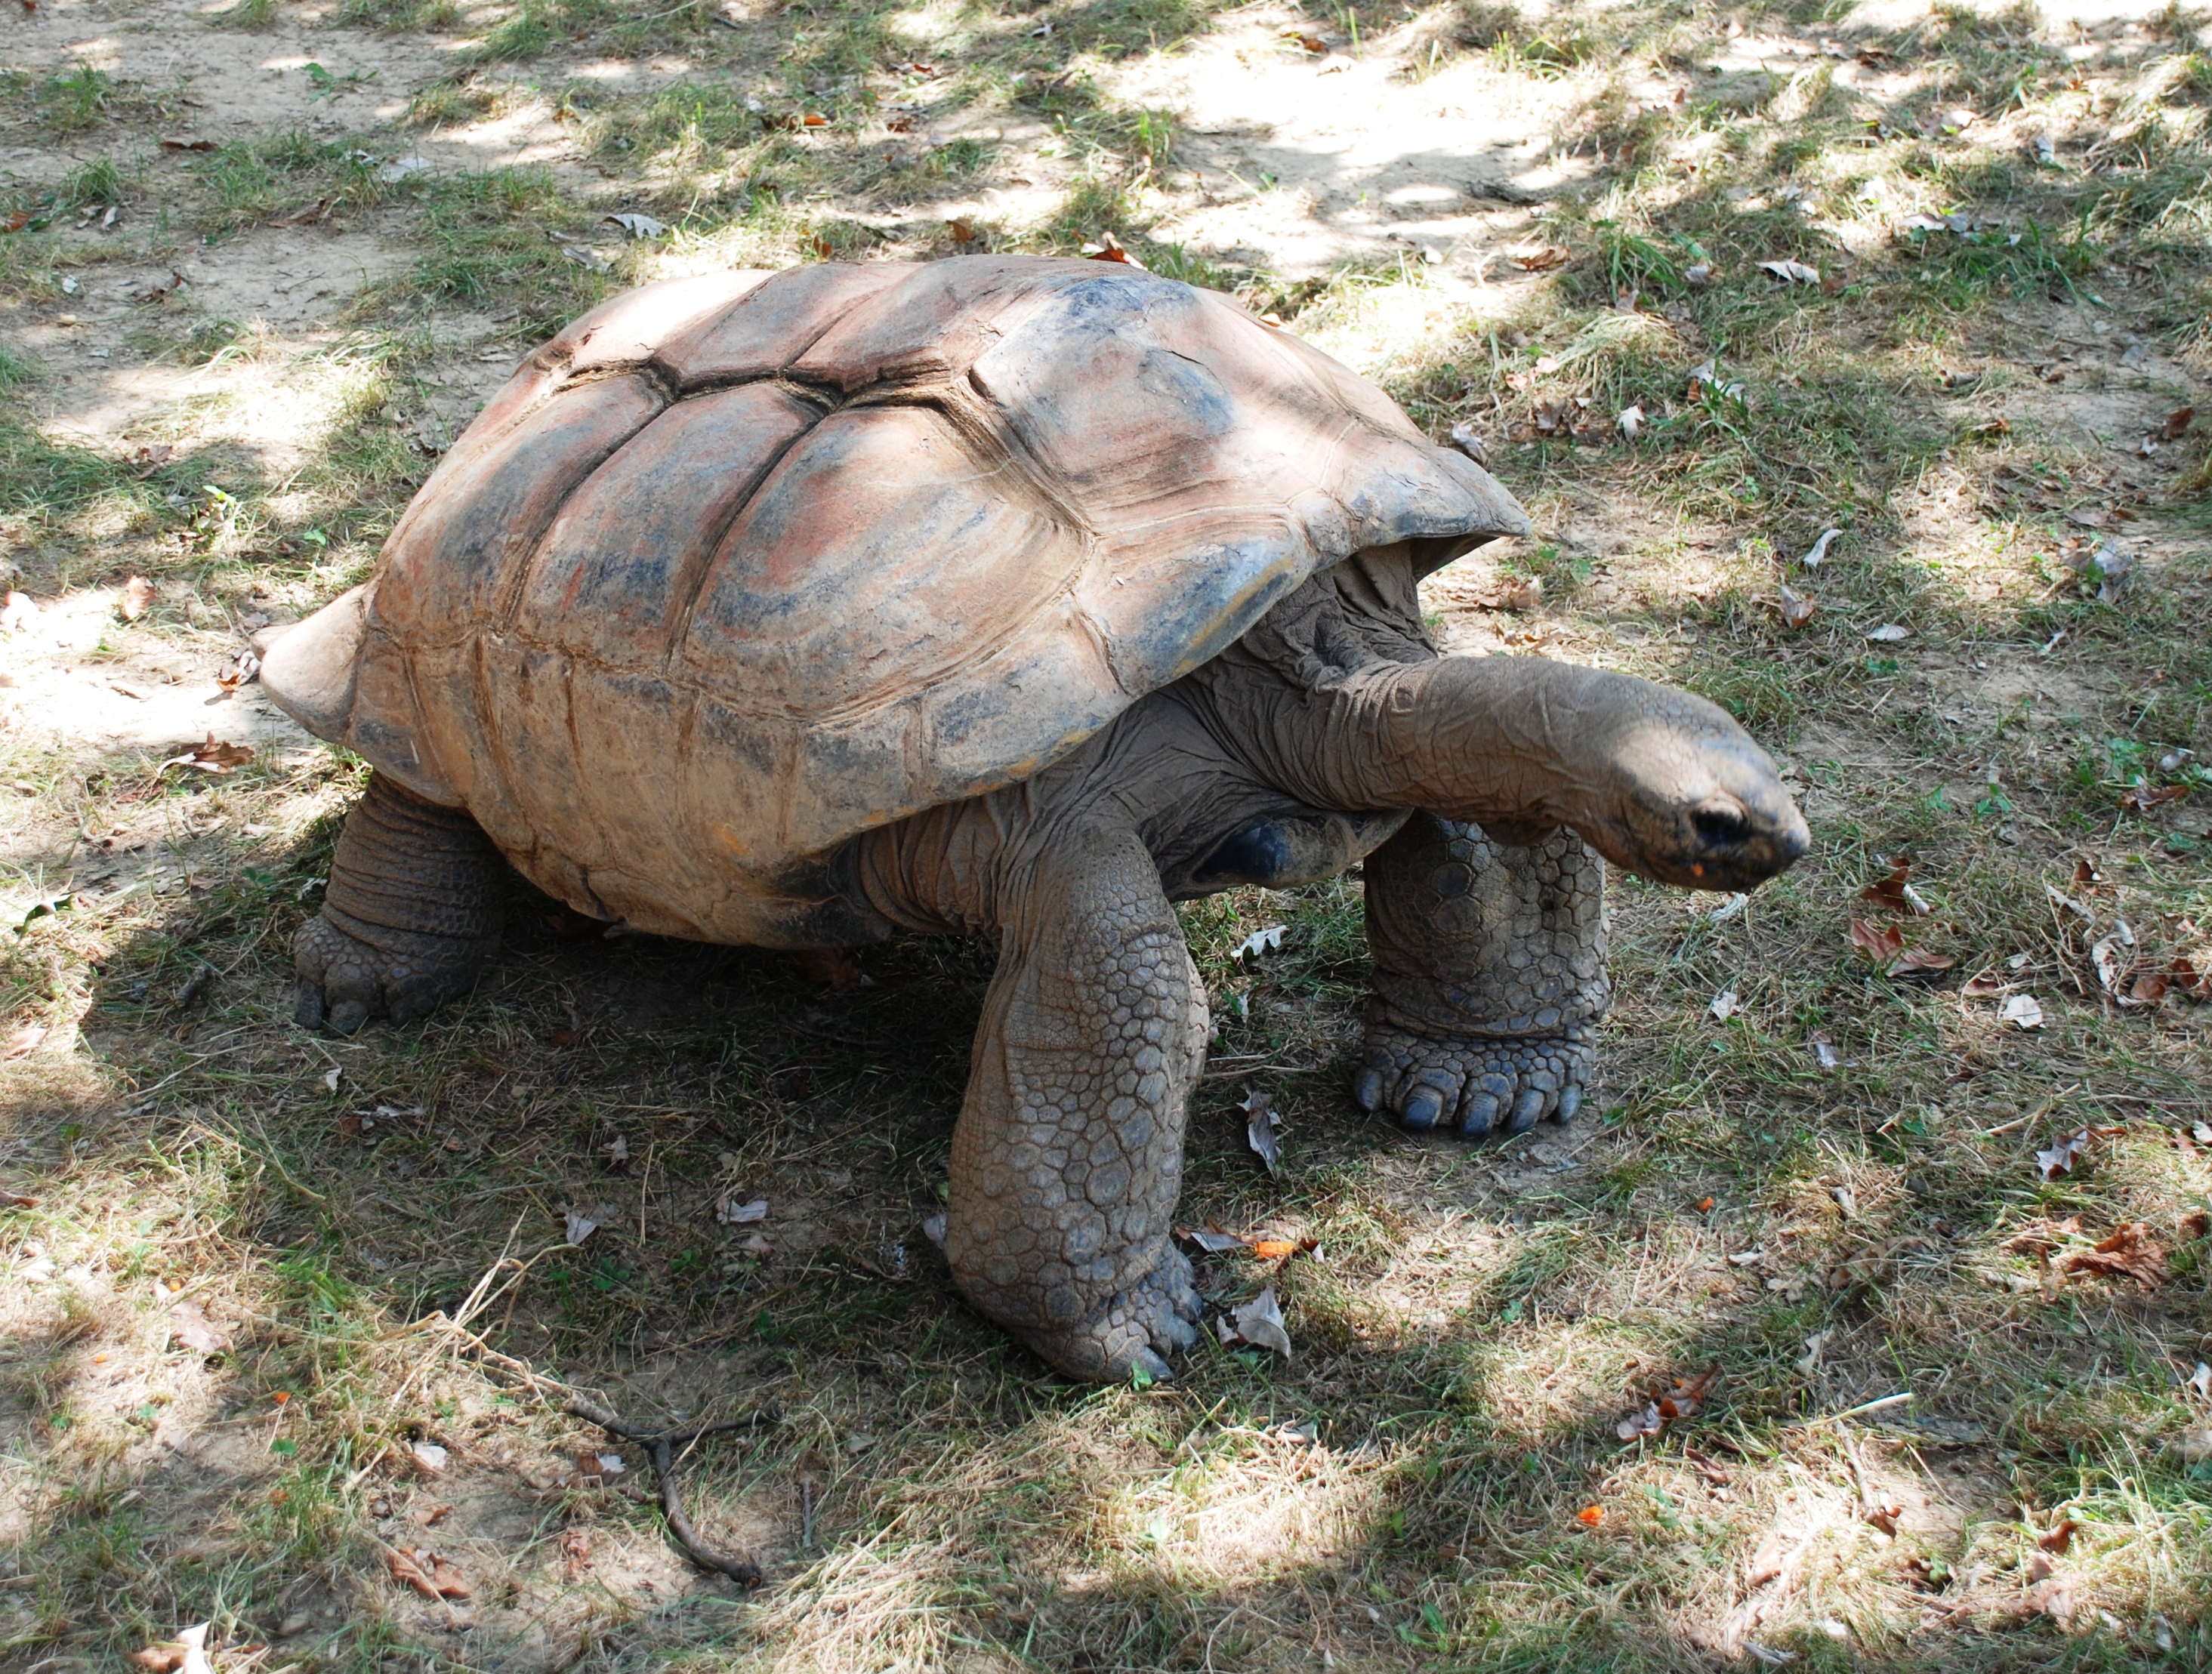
119, 575, 156, 621
1696, 1197, 1716, 1212
1251, 1239, 1297, 1260
1577, 1504, 1604, 1525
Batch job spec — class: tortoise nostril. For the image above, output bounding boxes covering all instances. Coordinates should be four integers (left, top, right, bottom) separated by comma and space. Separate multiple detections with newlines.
1692, 806, 1751, 847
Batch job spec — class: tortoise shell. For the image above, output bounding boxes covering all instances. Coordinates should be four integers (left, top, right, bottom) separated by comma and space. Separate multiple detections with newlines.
263, 257, 1529, 945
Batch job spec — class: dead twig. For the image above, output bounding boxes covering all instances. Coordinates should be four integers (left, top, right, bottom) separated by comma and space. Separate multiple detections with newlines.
563, 1396, 764, 1585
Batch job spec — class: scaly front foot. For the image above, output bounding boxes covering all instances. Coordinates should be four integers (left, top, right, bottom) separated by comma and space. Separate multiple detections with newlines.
1009, 1244, 1205, 1383
1354, 1021, 1591, 1138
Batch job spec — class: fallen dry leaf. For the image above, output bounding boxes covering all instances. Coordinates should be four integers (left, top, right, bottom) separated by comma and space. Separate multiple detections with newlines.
1709, 990, 1742, 1021
1850, 919, 1904, 961
410, 1441, 449, 1473
791, 947, 865, 991
717, 1195, 768, 1224
2161, 405, 2195, 441
2023, 1574, 2075, 1623
1760, 258, 1821, 284
560, 1525, 592, 1582
1081, 230, 1143, 267
1222, 1284, 1292, 1358
1774, 582, 1816, 630
127, 1626, 210, 1674
564, 1212, 598, 1246
2060, 1222, 2165, 1289
0, 1190, 38, 1209
948, 217, 976, 244
1178, 1225, 1247, 1253
169, 1298, 230, 1355
2121, 783, 2188, 812
1865, 622, 1911, 643
159, 734, 256, 775
2188, 1361, 2210, 1401
1577, 1504, 1604, 1525
1857, 855, 1928, 914
2002, 994, 2045, 1030
1745, 1529, 1787, 1588
2036, 1128, 2090, 1180
1509, 244, 1571, 272
2037, 1518, 2077, 1555
389, 1546, 471, 1601
1251, 1238, 1299, 1260
1618, 1366, 1718, 1439
1887, 946, 1957, 979
119, 575, 156, 620
5, 1022, 47, 1060
1233, 924, 1285, 959
1243, 1086, 1282, 1177
217, 648, 261, 691
1962, 971, 2005, 998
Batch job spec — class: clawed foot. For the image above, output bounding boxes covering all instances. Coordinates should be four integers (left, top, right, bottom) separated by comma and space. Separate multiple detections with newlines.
1011, 1244, 1205, 1383
1353, 1022, 1591, 1139
294, 911, 482, 1035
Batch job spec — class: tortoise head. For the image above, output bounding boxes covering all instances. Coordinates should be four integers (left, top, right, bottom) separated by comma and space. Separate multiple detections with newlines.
1568, 683, 1811, 892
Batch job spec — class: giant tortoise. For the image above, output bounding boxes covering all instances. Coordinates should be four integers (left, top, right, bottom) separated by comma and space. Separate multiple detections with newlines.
261, 256, 1809, 1381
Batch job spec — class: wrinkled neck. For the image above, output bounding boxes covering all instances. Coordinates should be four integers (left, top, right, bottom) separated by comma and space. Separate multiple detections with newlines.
1192, 654, 1626, 831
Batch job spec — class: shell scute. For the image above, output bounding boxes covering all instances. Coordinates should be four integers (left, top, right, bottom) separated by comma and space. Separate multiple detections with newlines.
788, 255, 1098, 392
680, 404, 1079, 723
514, 383, 820, 662
548, 268, 773, 376
372, 373, 665, 645
653, 261, 908, 390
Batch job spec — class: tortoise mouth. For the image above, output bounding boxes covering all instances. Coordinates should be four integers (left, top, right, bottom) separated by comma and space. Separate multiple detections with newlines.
1629, 795, 1811, 891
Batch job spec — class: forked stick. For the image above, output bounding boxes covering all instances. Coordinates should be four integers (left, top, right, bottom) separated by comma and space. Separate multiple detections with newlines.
563, 1396, 763, 1586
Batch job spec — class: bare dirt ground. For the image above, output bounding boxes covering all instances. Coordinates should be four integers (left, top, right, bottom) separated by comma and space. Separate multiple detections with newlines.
4, 0, 2212, 1667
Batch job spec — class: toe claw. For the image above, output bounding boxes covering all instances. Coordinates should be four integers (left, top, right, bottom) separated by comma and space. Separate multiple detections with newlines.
1554, 1084, 1583, 1124
1508, 1087, 1546, 1133
1459, 1093, 1498, 1138
1131, 1348, 1174, 1386
1352, 1065, 1384, 1111
292, 982, 325, 1030
328, 998, 370, 1036
1400, 1085, 1445, 1131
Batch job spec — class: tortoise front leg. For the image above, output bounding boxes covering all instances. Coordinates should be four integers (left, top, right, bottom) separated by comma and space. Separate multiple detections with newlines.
946, 822, 1208, 1382
294, 772, 504, 1034
1354, 813, 1609, 1138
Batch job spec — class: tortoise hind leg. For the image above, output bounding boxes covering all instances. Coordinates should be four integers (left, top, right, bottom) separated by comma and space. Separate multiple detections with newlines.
295, 772, 504, 1035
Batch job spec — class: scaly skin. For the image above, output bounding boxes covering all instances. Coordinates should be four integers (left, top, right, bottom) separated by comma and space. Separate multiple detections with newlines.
294, 774, 504, 1034
943, 823, 1209, 1382
1354, 815, 1608, 1136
